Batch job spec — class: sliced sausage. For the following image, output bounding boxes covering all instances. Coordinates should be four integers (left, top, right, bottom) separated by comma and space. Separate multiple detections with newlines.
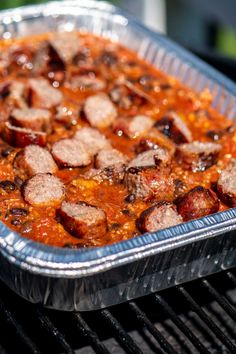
135, 128, 176, 156
23, 173, 65, 206
51, 138, 91, 168
67, 75, 106, 91
28, 78, 63, 109
128, 149, 171, 169
49, 32, 80, 65
10, 108, 51, 133
85, 165, 125, 184
176, 186, 219, 221
14, 145, 57, 177
217, 158, 236, 207
155, 111, 192, 144
83, 93, 117, 128
136, 201, 183, 233
124, 167, 175, 202
3, 122, 47, 147
113, 115, 153, 139
74, 127, 111, 156
95, 148, 127, 169
175, 141, 221, 172
7, 81, 27, 109
58, 201, 107, 239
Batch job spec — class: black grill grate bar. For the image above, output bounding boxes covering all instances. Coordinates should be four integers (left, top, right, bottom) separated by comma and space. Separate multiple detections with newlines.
72, 312, 110, 354
178, 286, 236, 353
0, 298, 41, 354
36, 308, 75, 354
201, 279, 236, 322
129, 301, 178, 354
100, 309, 144, 354
153, 294, 210, 354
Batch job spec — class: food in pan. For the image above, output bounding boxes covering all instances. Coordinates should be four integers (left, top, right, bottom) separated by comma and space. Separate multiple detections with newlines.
0, 31, 234, 248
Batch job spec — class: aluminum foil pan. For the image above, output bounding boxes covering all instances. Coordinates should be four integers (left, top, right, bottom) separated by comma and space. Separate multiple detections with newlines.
0, 0, 236, 311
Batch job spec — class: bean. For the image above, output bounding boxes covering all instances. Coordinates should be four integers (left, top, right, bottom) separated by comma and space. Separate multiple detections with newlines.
0, 180, 16, 192
11, 218, 21, 226
1, 147, 14, 158
9, 208, 28, 216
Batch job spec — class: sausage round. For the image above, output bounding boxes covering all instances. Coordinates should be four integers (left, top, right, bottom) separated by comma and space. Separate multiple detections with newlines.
124, 167, 175, 202
10, 108, 51, 133
176, 186, 219, 221
51, 138, 91, 168
28, 78, 62, 109
128, 149, 171, 169
217, 158, 236, 207
113, 115, 153, 138
83, 93, 117, 128
74, 127, 111, 156
95, 148, 127, 169
175, 141, 221, 172
23, 173, 65, 206
3, 122, 47, 147
136, 201, 183, 233
155, 111, 192, 144
58, 201, 107, 239
14, 145, 57, 177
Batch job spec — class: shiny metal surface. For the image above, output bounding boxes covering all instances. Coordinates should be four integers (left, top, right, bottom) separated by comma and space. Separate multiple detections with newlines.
0, 0, 235, 311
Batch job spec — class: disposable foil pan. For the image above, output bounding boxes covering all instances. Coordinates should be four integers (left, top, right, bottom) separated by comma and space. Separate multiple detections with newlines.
0, 0, 236, 311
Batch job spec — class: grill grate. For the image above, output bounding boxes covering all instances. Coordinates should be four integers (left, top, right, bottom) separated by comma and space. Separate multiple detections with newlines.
0, 269, 235, 353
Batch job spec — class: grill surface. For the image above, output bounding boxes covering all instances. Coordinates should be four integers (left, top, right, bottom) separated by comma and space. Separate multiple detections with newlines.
0, 269, 235, 353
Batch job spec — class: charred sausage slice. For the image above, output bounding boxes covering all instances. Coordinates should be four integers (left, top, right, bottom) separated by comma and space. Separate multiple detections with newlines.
124, 167, 175, 202
49, 32, 80, 65
58, 201, 107, 239
113, 115, 153, 138
176, 186, 219, 221
135, 128, 176, 156
28, 78, 62, 109
217, 158, 236, 207
51, 138, 91, 168
23, 173, 65, 206
83, 93, 117, 128
3, 122, 47, 147
136, 201, 183, 233
68, 75, 106, 91
128, 149, 171, 169
74, 127, 111, 156
175, 141, 221, 172
155, 111, 192, 144
14, 145, 57, 177
10, 108, 51, 133
95, 148, 127, 169
85, 165, 126, 184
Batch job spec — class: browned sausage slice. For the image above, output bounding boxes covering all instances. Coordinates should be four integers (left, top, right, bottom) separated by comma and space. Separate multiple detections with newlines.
113, 115, 153, 138
23, 173, 65, 206
10, 108, 51, 133
74, 127, 111, 156
155, 111, 192, 144
175, 141, 221, 172
176, 186, 219, 221
124, 167, 175, 202
3, 122, 47, 147
51, 138, 91, 167
136, 201, 183, 233
85, 165, 126, 184
49, 32, 80, 65
128, 149, 171, 169
7, 81, 27, 109
58, 201, 107, 239
217, 158, 236, 207
83, 93, 117, 128
95, 148, 128, 169
14, 145, 57, 177
135, 128, 176, 156
28, 78, 63, 109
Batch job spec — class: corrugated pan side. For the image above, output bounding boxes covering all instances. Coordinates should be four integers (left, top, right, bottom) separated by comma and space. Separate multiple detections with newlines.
0, 0, 236, 311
